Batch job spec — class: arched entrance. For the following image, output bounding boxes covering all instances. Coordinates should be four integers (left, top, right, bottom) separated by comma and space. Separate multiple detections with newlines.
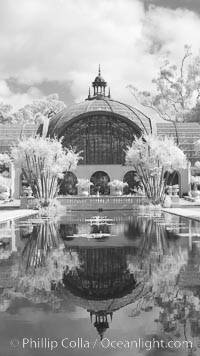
90, 171, 110, 195
164, 171, 179, 186
123, 171, 142, 194
58, 171, 78, 195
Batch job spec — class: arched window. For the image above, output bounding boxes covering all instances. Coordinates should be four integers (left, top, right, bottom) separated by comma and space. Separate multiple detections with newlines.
164, 171, 179, 186
62, 114, 139, 165
90, 171, 110, 195
123, 171, 142, 194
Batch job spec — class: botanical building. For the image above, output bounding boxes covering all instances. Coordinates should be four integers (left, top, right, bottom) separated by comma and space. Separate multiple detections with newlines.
0, 69, 200, 198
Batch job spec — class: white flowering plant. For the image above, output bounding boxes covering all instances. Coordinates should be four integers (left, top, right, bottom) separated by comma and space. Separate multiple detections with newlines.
191, 175, 200, 190
108, 180, 128, 189
0, 153, 11, 165
0, 176, 11, 200
194, 140, 200, 172
125, 134, 187, 204
76, 179, 93, 189
11, 136, 82, 205
0, 154, 11, 197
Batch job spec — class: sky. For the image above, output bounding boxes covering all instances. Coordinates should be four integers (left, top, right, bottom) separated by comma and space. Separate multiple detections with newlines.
0, 0, 200, 116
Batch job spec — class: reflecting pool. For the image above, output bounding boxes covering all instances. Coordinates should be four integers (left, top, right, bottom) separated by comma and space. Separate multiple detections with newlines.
1, 210, 200, 355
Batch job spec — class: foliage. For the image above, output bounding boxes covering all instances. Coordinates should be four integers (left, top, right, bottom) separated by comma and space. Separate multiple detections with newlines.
15, 218, 82, 294
58, 171, 78, 196
0, 154, 11, 198
0, 175, 11, 199
0, 103, 13, 124
31, 198, 66, 217
0, 176, 11, 190
190, 175, 200, 190
194, 138, 200, 155
126, 215, 199, 349
22, 94, 66, 121
76, 178, 93, 189
0, 153, 11, 165
191, 176, 200, 184
193, 140, 200, 172
0, 250, 12, 260
90, 172, 110, 195
18, 249, 81, 292
108, 180, 128, 189
11, 136, 82, 204
0, 94, 66, 125
128, 45, 200, 122
125, 134, 187, 204
123, 171, 143, 195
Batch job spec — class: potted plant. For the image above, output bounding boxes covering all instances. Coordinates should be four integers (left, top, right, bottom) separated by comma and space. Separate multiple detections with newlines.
0, 176, 10, 200
172, 184, 179, 196
190, 176, 200, 198
108, 180, 128, 196
76, 179, 93, 196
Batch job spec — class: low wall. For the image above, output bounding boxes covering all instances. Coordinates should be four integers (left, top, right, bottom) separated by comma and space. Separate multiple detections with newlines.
57, 195, 147, 211
20, 196, 36, 209
20, 195, 147, 210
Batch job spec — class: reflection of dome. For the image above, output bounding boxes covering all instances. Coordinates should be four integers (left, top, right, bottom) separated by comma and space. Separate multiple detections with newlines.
63, 247, 138, 300
60, 282, 149, 340
59, 224, 78, 240
61, 245, 151, 339
93, 313, 111, 341
62, 281, 147, 312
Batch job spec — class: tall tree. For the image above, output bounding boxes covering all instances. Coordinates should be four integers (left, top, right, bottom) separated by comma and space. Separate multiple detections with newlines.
0, 94, 66, 124
0, 103, 13, 124
128, 45, 200, 122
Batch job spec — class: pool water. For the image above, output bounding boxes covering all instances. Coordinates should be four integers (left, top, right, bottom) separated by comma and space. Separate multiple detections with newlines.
0, 210, 200, 356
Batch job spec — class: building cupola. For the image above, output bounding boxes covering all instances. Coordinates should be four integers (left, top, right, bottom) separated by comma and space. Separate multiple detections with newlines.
87, 65, 111, 100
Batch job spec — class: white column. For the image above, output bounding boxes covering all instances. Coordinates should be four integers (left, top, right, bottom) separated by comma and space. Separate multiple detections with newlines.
13, 167, 21, 199
9, 162, 15, 198
11, 220, 17, 252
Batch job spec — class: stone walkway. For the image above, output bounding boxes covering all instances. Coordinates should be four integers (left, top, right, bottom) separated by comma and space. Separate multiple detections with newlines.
0, 199, 20, 209
0, 209, 36, 223
162, 198, 200, 221
163, 207, 200, 221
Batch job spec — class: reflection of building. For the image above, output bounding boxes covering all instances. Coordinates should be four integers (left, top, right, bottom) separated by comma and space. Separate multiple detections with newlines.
178, 244, 200, 292
1, 68, 200, 197
0, 252, 19, 312
61, 245, 150, 339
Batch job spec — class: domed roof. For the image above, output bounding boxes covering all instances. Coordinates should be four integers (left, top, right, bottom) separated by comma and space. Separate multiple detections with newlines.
47, 97, 153, 137
94, 74, 106, 83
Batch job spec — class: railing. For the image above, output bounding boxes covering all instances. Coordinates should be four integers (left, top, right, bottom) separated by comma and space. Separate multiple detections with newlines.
21, 195, 147, 210
57, 195, 147, 210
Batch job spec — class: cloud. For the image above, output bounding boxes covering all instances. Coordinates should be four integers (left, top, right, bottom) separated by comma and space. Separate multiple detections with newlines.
0, 80, 42, 110
0, 0, 200, 114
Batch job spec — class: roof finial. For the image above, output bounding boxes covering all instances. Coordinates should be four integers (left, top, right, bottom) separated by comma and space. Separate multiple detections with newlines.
86, 67, 109, 100
88, 87, 91, 99
108, 87, 111, 98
